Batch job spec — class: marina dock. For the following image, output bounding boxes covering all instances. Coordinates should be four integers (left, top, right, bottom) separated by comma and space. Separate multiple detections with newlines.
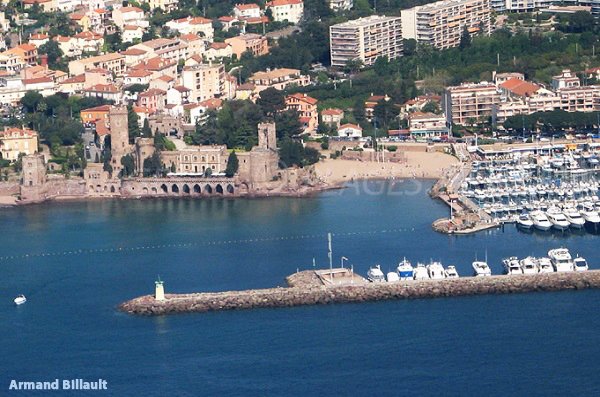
119, 269, 600, 316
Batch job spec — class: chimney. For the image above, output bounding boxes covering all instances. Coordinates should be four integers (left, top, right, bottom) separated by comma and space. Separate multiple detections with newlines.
40, 54, 48, 67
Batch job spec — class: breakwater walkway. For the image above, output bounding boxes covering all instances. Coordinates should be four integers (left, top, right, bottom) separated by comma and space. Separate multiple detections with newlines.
119, 269, 600, 316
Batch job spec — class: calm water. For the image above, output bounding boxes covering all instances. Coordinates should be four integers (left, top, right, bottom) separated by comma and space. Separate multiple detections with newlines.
1, 180, 599, 396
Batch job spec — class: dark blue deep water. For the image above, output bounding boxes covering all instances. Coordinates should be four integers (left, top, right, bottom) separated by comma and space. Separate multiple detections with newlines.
1, 180, 599, 396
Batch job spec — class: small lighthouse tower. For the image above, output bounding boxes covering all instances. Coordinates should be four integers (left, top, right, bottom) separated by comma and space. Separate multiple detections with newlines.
155, 276, 165, 301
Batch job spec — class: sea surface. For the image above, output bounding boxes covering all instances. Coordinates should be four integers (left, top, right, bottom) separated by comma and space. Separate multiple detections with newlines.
1, 180, 599, 396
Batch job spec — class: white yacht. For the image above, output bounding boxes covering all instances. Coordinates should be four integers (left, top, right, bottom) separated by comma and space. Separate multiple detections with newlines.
444, 265, 459, 278
546, 208, 570, 231
396, 258, 414, 280
516, 213, 533, 229
548, 248, 574, 272
413, 263, 430, 280
531, 210, 552, 231
537, 257, 554, 273
573, 256, 589, 272
563, 207, 585, 229
14, 294, 26, 305
427, 262, 446, 280
581, 203, 600, 230
367, 265, 386, 282
472, 261, 492, 277
503, 257, 523, 275
386, 271, 400, 282
519, 256, 539, 274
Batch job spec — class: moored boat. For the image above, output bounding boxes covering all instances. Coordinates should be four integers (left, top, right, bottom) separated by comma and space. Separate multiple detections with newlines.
519, 256, 539, 274
548, 248, 574, 272
503, 257, 523, 275
531, 210, 552, 231
472, 261, 491, 277
413, 263, 430, 280
444, 265, 459, 278
537, 257, 554, 273
573, 256, 589, 272
367, 265, 386, 282
14, 294, 26, 305
396, 258, 414, 280
427, 261, 445, 280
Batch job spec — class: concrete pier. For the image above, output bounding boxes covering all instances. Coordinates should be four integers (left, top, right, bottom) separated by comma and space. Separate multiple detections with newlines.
118, 269, 600, 316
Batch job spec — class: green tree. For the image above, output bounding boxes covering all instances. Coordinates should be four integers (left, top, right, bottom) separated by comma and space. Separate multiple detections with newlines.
127, 105, 140, 143
274, 109, 302, 139
459, 26, 471, 50
143, 151, 164, 177
120, 154, 135, 177
422, 101, 441, 114
21, 91, 44, 113
225, 151, 239, 177
37, 41, 63, 67
257, 87, 285, 116
141, 118, 152, 137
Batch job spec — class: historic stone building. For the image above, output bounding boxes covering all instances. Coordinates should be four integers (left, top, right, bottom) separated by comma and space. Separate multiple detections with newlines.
237, 122, 279, 188
108, 106, 130, 176
161, 146, 228, 174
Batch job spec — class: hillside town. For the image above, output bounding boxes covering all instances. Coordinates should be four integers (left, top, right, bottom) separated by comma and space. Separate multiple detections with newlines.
0, 0, 598, 204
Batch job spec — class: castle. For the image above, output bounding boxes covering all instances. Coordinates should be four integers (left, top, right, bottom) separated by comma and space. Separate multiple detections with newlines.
19, 105, 315, 203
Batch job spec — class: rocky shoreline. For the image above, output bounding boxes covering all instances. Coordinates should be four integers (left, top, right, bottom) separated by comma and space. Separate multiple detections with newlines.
118, 270, 600, 316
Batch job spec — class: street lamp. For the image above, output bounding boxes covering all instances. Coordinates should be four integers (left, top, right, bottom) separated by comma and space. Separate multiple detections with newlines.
341, 256, 348, 268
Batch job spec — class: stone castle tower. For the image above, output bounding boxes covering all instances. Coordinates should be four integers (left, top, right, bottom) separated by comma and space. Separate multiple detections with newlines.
257, 122, 276, 151
108, 106, 129, 176
20, 153, 47, 201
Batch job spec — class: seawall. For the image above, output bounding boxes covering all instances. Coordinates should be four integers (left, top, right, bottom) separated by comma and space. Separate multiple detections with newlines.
118, 270, 600, 316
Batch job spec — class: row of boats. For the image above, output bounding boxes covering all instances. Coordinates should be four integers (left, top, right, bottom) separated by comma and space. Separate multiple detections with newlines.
515, 205, 600, 231
366, 248, 588, 282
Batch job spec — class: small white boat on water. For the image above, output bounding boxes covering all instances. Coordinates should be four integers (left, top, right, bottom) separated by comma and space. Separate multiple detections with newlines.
516, 213, 534, 229
14, 294, 26, 305
413, 263, 430, 280
444, 265, 459, 278
531, 210, 552, 231
563, 207, 585, 229
546, 208, 570, 231
472, 261, 491, 277
519, 256, 539, 274
427, 262, 446, 280
396, 258, 414, 280
537, 257, 554, 273
503, 257, 523, 275
367, 265, 386, 282
548, 248, 574, 272
573, 256, 589, 272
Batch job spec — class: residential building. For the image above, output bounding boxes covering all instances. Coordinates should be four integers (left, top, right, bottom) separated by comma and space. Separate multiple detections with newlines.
337, 123, 362, 138
0, 127, 38, 161
266, 0, 304, 24
122, 25, 145, 43
29, 33, 50, 48
131, 57, 178, 80
181, 62, 225, 103
137, 88, 167, 112
247, 68, 310, 92
0, 75, 28, 104
329, 15, 403, 68
69, 12, 91, 31
124, 69, 153, 86
143, 0, 178, 12
321, 108, 344, 128
491, 0, 553, 12
552, 69, 580, 90
55, 0, 84, 12
83, 83, 122, 102
329, 0, 353, 11
165, 16, 214, 41
205, 42, 233, 60
218, 16, 239, 31
81, 104, 111, 126
401, 0, 492, 50
364, 94, 391, 121
167, 86, 191, 105
444, 82, 500, 125
184, 98, 223, 125
499, 78, 542, 98
233, 3, 261, 19
161, 145, 228, 174
408, 112, 448, 139
130, 38, 189, 62
1, 44, 38, 66
69, 53, 126, 76
23, 0, 55, 12
112, 6, 148, 30
225, 34, 269, 58
285, 93, 318, 133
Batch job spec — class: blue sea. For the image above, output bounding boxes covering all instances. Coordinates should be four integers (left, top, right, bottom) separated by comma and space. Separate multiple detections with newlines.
1, 180, 599, 396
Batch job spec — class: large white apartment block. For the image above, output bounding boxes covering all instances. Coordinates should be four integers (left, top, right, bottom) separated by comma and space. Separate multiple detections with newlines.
401, 0, 492, 50
181, 63, 225, 103
329, 15, 403, 68
444, 82, 501, 126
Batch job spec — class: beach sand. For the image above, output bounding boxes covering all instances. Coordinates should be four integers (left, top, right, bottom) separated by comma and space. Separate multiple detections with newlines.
314, 151, 459, 185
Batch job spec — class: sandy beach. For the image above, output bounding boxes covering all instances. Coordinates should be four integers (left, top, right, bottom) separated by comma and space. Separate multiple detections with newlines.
315, 151, 459, 185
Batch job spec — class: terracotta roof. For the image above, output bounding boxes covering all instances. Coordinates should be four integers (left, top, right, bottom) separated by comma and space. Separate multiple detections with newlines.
138, 88, 166, 97
81, 105, 111, 112
85, 68, 110, 74
235, 3, 260, 10
173, 85, 190, 92
132, 57, 176, 71
198, 98, 223, 109
69, 13, 86, 21
500, 78, 541, 97
237, 83, 255, 90
60, 74, 86, 84
266, 0, 303, 6
219, 16, 236, 22
243, 16, 269, 24
126, 69, 153, 78
157, 75, 174, 82
321, 108, 343, 116
409, 111, 442, 120
119, 6, 143, 13
123, 25, 143, 31
339, 123, 362, 130
209, 42, 230, 50
180, 33, 201, 41
85, 84, 120, 93
121, 48, 147, 56
23, 76, 53, 84
0, 126, 37, 137
29, 33, 49, 40
133, 106, 149, 113
286, 93, 317, 105
16, 43, 36, 51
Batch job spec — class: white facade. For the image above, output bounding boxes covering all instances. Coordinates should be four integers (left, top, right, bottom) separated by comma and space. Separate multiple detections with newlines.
266, 0, 304, 24
329, 0, 353, 10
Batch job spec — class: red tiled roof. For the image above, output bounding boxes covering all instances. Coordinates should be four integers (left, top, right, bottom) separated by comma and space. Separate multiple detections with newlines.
267, 0, 303, 6
339, 123, 362, 130
235, 3, 260, 10
500, 78, 541, 97
286, 93, 317, 105
321, 108, 343, 116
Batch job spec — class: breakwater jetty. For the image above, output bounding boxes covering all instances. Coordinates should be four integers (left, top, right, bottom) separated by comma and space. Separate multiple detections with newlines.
119, 269, 600, 316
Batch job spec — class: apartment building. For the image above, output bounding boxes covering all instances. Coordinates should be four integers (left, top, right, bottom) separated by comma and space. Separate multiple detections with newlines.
181, 63, 225, 103
247, 68, 310, 92
491, 0, 553, 12
68, 53, 126, 76
225, 34, 269, 58
0, 127, 38, 161
444, 82, 500, 125
233, 3, 261, 19
266, 0, 304, 24
143, 0, 178, 12
165, 16, 214, 41
401, 0, 492, 50
285, 93, 318, 133
329, 15, 403, 68
131, 38, 189, 63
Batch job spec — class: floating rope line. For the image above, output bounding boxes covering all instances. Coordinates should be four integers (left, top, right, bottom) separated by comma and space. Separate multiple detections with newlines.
0, 228, 416, 262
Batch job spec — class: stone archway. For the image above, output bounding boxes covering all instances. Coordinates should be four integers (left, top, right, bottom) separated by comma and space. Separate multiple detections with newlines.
160, 184, 168, 193
110, 186, 115, 193
204, 184, 213, 194
193, 184, 201, 194
142, 187, 149, 194
216, 184, 224, 194
171, 184, 179, 194
183, 184, 190, 194
226, 184, 234, 194
151, 187, 157, 194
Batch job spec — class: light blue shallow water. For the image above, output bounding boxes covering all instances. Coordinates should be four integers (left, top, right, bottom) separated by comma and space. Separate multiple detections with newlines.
1, 180, 599, 396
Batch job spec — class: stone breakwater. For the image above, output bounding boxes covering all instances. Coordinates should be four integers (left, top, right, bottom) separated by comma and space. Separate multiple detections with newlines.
118, 270, 600, 316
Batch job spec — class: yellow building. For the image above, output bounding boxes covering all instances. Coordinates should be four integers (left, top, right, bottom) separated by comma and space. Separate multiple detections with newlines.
0, 127, 39, 161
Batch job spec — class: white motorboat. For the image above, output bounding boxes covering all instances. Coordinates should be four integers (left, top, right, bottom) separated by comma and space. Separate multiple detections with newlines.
537, 257, 554, 273
573, 256, 589, 272
386, 271, 400, 282
519, 256, 539, 274
14, 294, 26, 305
472, 261, 491, 277
367, 265, 386, 282
581, 203, 600, 231
563, 207, 585, 229
413, 263, 430, 280
548, 248, 574, 272
503, 257, 523, 275
444, 265, 459, 278
516, 213, 533, 229
531, 210, 552, 231
546, 208, 570, 231
396, 258, 414, 280
427, 262, 446, 280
